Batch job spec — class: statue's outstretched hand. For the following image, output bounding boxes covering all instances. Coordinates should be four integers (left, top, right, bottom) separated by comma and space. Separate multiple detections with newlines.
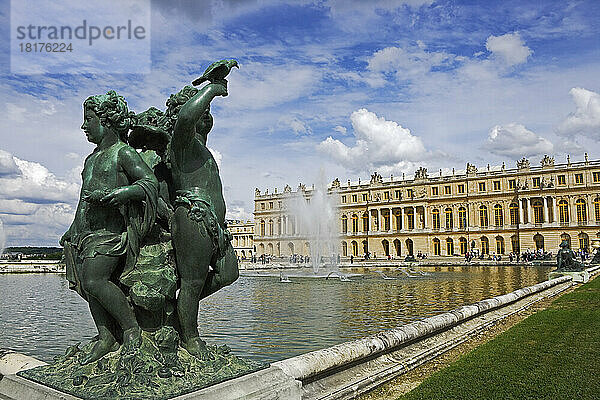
101, 187, 135, 206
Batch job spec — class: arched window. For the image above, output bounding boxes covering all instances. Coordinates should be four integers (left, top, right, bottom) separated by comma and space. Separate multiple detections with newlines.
445, 208, 453, 230
393, 239, 401, 256
496, 236, 505, 254
267, 243, 273, 255
576, 199, 587, 223
509, 203, 519, 225
288, 242, 294, 254
479, 205, 488, 228
352, 214, 359, 233
259, 243, 265, 255
533, 234, 544, 250
277, 218, 282, 235
382, 240, 390, 256
341, 215, 348, 233
481, 236, 489, 254
433, 238, 441, 256
532, 200, 544, 224
394, 211, 402, 231
383, 212, 390, 231
458, 207, 467, 230
406, 238, 414, 256
342, 241, 348, 257
459, 237, 468, 255
406, 208, 415, 230
260, 220, 265, 236
561, 233, 572, 248
595, 197, 600, 221
494, 204, 503, 227
579, 233, 589, 251
559, 200, 569, 223
268, 219, 273, 236
446, 238, 454, 255
362, 212, 369, 232
432, 209, 440, 230
351, 241, 358, 256
511, 235, 519, 253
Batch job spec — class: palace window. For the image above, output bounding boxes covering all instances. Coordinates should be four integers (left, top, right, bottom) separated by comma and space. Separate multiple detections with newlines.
342, 242, 347, 257
394, 190, 401, 199
558, 200, 569, 223
458, 184, 465, 194
458, 207, 467, 230
341, 195, 346, 203
446, 238, 454, 255
494, 204, 503, 227
508, 179, 516, 189
363, 193, 369, 201
383, 191, 389, 200
595, 197, 600, 221
459, 237, 468, 255
362, 212, 369, 232
394, 211, 402, 230
433, 238, 441, 256
407, 189, 414, 198
432, 209, 440, 230
445, 208, 453, 229
594, 172, 600, 182
493, 181, 501, 191
445, 185, 451, 195
533, 201, 544, 224
352, 194, 358, 202
432, 187, 439, 196
352, 214, 359, 233
576, 199, 587, 223
557, 175, 566, 185
532, 177, 540, 188
575, 173, 584, 184
406, 208, 415, 230
260, 220, 265, 236
261, 203, 265, 210
479, 205, 489, 227
278, 201, 282, 209
481, 237, 489, 255
509, 203, 519, 225
268, 220, 273, 235
496, 236, 505, 254
341, 215, 348, 233
269, 202, 273, 209
478, 182, 486, 192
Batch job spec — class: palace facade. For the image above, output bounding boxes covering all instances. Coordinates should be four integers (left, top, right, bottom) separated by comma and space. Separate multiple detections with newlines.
253, 154, 600, 259
227, 220, 254, 260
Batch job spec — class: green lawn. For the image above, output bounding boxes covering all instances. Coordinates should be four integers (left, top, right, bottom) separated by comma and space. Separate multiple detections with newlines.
400, 276, 600, 400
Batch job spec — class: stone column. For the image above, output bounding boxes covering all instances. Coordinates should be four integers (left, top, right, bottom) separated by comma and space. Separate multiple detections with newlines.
519, 199, 525, 225
423, 206, 428, 229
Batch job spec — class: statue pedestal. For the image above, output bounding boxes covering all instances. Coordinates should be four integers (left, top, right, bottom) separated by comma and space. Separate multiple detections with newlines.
0, 366, 301, 400
548, 270, 590, 283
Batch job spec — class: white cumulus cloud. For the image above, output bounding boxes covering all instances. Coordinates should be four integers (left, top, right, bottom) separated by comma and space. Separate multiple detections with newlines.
487, 123, 554, 158
318, 108, 429, 174
556, 87, 600, 138
485, 32, 532, 66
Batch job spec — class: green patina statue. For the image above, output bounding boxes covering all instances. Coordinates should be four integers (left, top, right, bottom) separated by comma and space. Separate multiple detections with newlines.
556, 239, 585, 272
19, 60, 263, 399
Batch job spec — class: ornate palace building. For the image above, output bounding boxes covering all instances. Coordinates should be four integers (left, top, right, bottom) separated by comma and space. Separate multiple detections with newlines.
254, 154, 600, 259
227, 220, 254, 260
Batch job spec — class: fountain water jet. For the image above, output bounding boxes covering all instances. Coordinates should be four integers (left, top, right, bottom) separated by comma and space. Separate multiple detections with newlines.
289, 171, 339, 274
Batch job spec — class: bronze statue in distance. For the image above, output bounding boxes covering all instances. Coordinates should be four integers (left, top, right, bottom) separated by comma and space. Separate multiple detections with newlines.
555, 240, 585, 272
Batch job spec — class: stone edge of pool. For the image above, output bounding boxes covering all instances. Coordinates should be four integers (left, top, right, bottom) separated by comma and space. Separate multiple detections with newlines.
1, 266, 598, 400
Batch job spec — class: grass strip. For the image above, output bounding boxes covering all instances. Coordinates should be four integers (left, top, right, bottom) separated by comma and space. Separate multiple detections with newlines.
400, 276, 600, 400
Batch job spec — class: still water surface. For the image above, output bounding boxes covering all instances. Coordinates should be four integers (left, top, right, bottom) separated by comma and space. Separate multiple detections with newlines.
0, 266, 550, 364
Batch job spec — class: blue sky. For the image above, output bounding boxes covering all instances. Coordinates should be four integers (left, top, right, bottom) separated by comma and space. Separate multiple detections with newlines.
0, 0, 599, 246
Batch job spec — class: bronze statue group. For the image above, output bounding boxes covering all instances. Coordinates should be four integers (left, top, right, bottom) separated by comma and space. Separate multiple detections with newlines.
61, 60, 240, 365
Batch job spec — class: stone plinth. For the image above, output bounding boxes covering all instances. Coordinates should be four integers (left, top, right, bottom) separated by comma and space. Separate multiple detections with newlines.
548, 270, 590, 283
